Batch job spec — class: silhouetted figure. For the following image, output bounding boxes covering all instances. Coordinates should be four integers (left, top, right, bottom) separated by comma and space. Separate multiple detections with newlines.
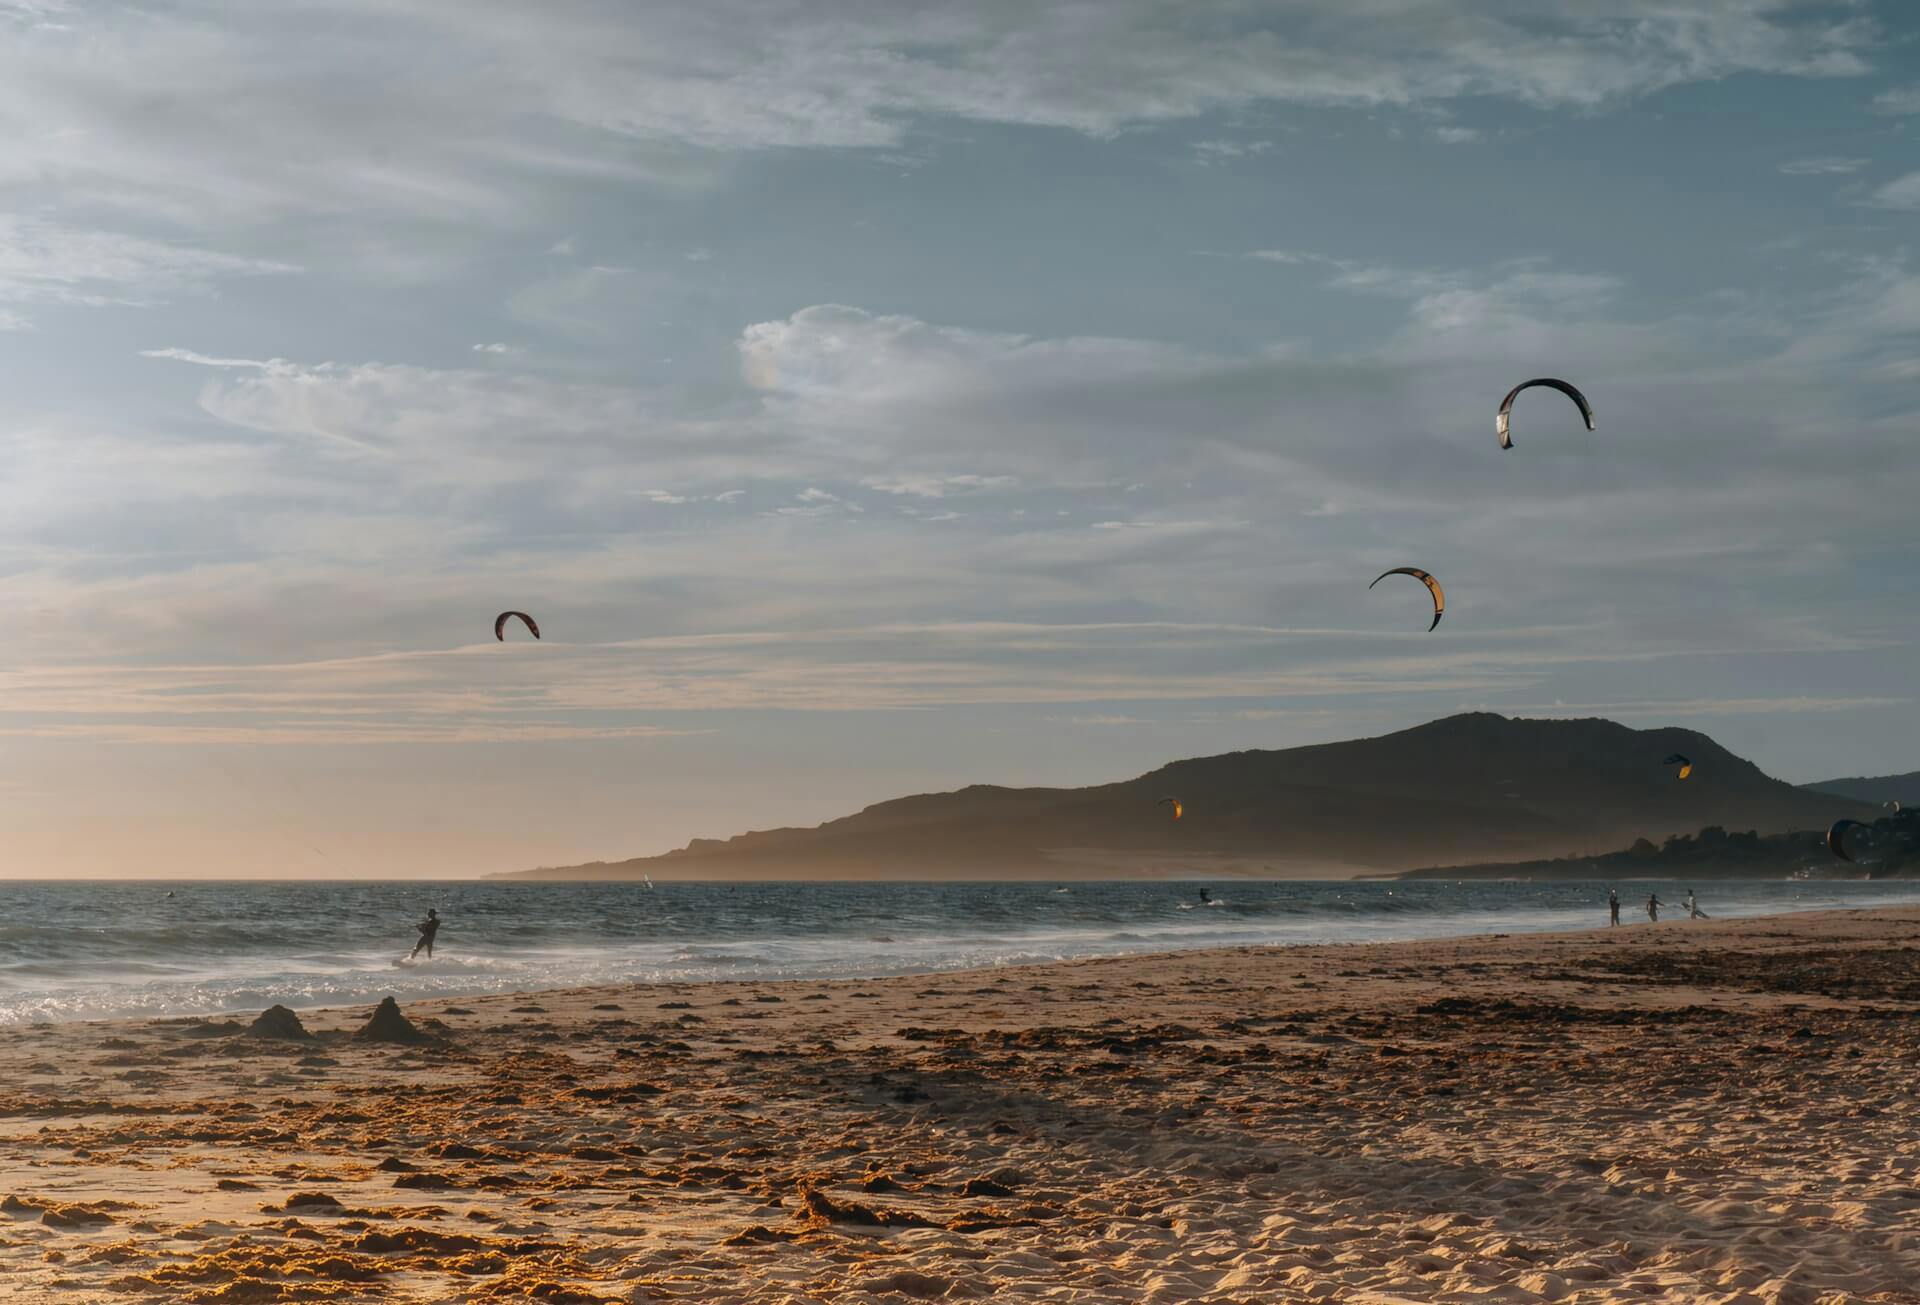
1607, 889, 1620, 927
1646, 894, 1664, 923
410, 909, 440, 960
1198, 888, 1213, 905
1684, 889, 1700, 919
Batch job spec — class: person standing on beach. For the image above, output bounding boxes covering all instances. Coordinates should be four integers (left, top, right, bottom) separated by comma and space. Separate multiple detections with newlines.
1684, 889, 1700, 919
410, 908, 440, 960
1646, 893, 1664, 923
1608, 888, 1620, 926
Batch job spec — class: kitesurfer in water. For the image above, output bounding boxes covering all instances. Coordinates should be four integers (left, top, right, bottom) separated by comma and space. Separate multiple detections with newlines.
410, 909, 441, 960
1198, 887, 1213, 906
1607, 888, 1619, 927
1646, 893, 1664, 924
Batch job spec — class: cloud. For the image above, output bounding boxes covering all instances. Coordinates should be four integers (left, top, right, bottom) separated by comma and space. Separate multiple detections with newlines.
1189, 139, 1275, 163
145, 350, 774, 478
1777, 156, 1868, 175
736, 303, 1217, 486
861, 473, 1018, 498
1867, 172, 1920, 209
5, 3, 1917, 865
0, 217, 292, 323
1870, 85, 1920, 116
1430, 126, 1480, 145
140, 347, 293, 371
2, 613, 1895, 751
1247, 248, 1471, 297
17, 251, 1917, 776
0, 1, 1876, 237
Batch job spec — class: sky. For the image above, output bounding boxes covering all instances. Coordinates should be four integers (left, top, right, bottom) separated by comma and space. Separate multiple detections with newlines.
2, 0, 1918, 878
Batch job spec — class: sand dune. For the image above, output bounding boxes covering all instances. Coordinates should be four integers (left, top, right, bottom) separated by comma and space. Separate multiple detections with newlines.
4, 908, 1919, 1302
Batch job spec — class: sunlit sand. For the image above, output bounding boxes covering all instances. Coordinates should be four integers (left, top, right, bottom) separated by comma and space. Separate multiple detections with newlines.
4, 908, 1915, 1301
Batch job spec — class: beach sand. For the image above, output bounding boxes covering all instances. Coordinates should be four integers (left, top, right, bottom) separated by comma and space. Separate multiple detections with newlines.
3, 907, 1918, 1303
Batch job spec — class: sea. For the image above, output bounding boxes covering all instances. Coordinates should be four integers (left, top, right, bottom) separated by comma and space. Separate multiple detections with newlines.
4, 877, 1917, 1026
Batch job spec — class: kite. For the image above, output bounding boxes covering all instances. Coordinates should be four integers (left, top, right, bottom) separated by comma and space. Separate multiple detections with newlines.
1497, 378, 1594, 451
1370, 567, 1445, 631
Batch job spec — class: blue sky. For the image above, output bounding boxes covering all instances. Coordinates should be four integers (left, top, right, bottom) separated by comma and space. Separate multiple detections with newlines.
2, 1, 1917, 876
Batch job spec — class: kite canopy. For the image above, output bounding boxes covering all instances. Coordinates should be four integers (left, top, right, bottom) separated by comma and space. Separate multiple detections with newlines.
494, 611, 541, 641
1497, 378, 1594, 450
1663, 753, 1694, 780
1369, 567, 1445, 631
1158, 796, 1184, 821
1827, 818, 1865, 864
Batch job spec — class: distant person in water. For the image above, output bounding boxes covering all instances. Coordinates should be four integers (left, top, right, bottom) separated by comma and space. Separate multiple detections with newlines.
1646, 893, 1664, 923
410, 909, 440, 960
1198, 887, 1213, 905
1607, 889, 1620, 927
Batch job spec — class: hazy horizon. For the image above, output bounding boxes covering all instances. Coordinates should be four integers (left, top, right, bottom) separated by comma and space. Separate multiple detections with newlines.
5, 2, 1919, 878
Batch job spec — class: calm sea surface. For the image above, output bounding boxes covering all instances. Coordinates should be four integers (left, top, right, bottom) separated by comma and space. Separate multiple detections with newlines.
4, 877, 1916, 1024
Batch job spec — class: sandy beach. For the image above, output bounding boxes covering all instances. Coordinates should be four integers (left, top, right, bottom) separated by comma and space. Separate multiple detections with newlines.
3, 907, 1918, 1304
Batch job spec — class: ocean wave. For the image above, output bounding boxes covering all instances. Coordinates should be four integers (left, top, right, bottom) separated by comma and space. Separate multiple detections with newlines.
2, 878, 1917, 1024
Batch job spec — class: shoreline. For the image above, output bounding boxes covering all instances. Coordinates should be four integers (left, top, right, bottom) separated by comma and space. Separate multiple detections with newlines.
4, 906, 1919, 1300
144, 897, 1920, 1022
9, 891, 1920, 1029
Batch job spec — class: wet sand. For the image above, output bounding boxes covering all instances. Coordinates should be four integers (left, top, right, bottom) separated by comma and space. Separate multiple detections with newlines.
3, 907, 1919, 1303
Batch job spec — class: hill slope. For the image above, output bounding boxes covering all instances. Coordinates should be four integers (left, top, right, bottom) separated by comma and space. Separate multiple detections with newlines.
1802, 772, 1920, 808
501, 713, 1878, 881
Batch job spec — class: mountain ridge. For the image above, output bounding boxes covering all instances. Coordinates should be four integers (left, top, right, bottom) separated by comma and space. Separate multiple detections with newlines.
1801, 772, 1920, 808
499, 712, 1882, 881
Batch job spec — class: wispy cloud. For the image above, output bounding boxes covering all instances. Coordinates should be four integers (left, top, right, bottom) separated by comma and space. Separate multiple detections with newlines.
1246, 248, 1472, 297
139, 347, 292, 371
1867, 172, 1920, 209
861, 473, 1018, 498
1777, 156, 1868, 175
1189, 138, 1275, 163
1869, 85, 1920, 116
0, 2, 1876, 236
0, 617, 1889, 747
0, 218, 291, 325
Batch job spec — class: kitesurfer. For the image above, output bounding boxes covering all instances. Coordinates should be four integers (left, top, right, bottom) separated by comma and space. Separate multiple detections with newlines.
410, 909, 441, 960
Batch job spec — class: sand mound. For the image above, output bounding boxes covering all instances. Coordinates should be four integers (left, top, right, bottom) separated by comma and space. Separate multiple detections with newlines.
797, 1184, 934, 1229
243, 1005, 314, 1042
353, 996, 436, 1046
